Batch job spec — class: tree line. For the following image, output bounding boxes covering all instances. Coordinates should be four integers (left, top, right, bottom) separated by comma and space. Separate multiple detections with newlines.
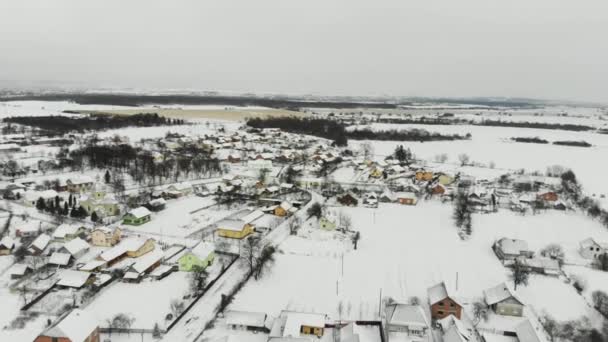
3, 113, 186, 135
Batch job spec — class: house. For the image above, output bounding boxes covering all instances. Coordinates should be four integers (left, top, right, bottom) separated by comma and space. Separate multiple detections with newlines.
269, 311, 327, 339
0, 236, 15, 255
385, 303, 430, 341
483, 283, 524, 317
439, 314, 484, 342
362, 193, 379, 207
7, 263, 33, 279
515, 318, 543, 342
395, 192, 418, 205
57, 269, 95, 289
415, 171, 434, 182
66, 176, 94, 193
80, 186, 120, 218
225, 310, 269, 333
537, 191, 558, 202
127, 249, 164, 279
48, 252, 73, 267
34, 309, 100, 342
579, 238, 608, 259
428, 282, 463, 320
493, 238, 534, 262
90, 227, 122, 247
98, 237, 155, 265
438, 174, 455, 185
123, 207, 151, 226
431, 183, 447, 195
147, 198, 166, 212
517, 256, 560, 276
53, 224, 86, 242
379, 190, 397, 203
60, 237, 90, 259
216, 219, 255, 239
22, 189, 59, 207
178, 241, 216, 271
15, 221, 42, 238
274, 201, 295, 217
29, 233, 51, 255
337, 193, 359, 206
167, 182, 193, 197
319, 215, 338, 231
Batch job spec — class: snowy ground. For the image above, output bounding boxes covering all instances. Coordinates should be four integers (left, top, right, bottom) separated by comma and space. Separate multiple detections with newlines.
84, 272, 192, 330
230, 201, 608, 325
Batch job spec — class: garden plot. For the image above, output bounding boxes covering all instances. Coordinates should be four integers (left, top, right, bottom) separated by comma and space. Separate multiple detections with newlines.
84, 272, 191, 330
123, 196, 229, 238
230, 201, 608, 325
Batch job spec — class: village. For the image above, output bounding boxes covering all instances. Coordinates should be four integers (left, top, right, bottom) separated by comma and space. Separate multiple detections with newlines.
1, 100, 608, 342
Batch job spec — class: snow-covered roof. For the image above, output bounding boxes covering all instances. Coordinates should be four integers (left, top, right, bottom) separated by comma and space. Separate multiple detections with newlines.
8, 263, 31, 276
149, 198, 166, 206
190, 241, 215, 260
57, 270, 92, 288
79, 259, 106, 271
42, 309, 98, 341
216, 219, 246, 232
225, 310, 267, 328
387, 304, 429, 328
497, 238, 530, 255
279, 201, 293, 211
49, 252, 71, 266
515, 319, 542, 342
100, 237, 153, 262
127, 206, 151, 219
241, 210, 265, 224
131, 250, 164, 274
428, 282, 461, 306
30, 233, 51, 251
282, 311, 326, 337
484, 282, 521, 306
395, 192, 417, 199
580, 237, 608, 250
0, 236, 15, 249
67, 176, 94, 185
53, 224, 82, 239
62, 237, 89, 256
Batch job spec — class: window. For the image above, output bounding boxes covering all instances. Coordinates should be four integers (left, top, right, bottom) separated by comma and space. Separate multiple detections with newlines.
437, 310, 444, 315
450, 302, 455, 307
438, 302, 444, 306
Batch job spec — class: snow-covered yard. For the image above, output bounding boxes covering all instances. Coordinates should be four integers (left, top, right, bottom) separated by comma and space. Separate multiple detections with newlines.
84, 272, 191, 330
230, 201, 608, 325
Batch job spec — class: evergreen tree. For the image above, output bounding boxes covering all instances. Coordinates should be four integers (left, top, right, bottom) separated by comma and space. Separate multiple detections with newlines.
63, 202, 69, 215
104, 170, 111, 184
36, 197, 46, 211
91, 211, 99, 223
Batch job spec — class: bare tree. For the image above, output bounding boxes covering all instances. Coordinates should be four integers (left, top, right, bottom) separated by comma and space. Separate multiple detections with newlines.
458, 153, 470, 166
512, 259, 530, 290
339, 212, 352, 232
288, 216, 301, 235
472, 301, 489, 325
170, 300, 186, 317
361, 142, 374, 160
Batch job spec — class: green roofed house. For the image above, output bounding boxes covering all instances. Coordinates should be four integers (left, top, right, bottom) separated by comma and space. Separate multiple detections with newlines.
179, 241, 216, 271
123, 207, 151, 226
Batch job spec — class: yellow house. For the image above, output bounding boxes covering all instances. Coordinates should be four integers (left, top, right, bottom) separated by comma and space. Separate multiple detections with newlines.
90, 227, 122, 247
415, 171, 434, 181
370, 168, 384, 178
438, 174, 455, 185
273, 201, 294, 217
216, 219, 255, 239
281, 311, 327, 338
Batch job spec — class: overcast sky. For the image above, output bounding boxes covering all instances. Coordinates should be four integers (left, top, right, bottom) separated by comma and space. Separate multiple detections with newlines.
1, 0, 607, 102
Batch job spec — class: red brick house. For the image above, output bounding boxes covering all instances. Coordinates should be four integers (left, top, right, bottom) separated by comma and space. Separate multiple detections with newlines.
537, 191, 558, 202
428, 282, 462, 320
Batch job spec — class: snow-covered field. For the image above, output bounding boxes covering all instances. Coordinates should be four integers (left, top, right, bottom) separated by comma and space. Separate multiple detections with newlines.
230, 201, 608, 324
